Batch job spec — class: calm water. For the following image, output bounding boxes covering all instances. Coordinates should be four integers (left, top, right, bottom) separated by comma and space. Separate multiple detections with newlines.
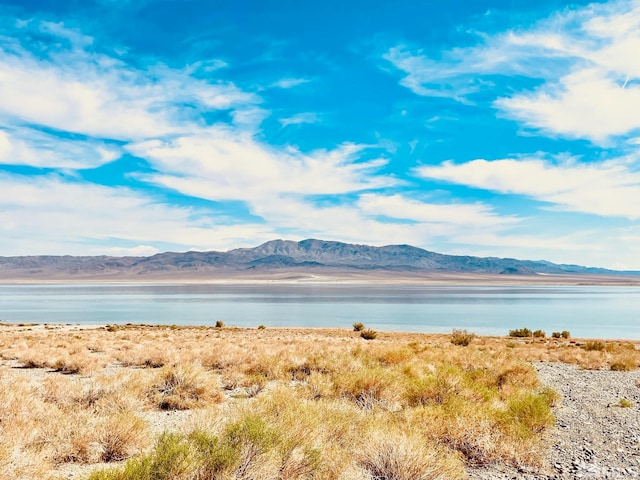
0, 284, 639, 339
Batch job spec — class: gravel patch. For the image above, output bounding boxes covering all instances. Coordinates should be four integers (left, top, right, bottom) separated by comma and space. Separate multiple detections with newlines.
468, 362, 640, 480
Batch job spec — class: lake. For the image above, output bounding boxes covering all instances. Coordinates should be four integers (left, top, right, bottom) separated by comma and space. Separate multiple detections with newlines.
0, 283, 638, 339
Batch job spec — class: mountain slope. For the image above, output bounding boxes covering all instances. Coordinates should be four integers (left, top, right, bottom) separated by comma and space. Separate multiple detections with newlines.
0, 239, 634, 279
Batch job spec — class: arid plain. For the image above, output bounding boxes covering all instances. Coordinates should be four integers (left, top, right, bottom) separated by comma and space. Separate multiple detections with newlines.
1, 322, 639, 480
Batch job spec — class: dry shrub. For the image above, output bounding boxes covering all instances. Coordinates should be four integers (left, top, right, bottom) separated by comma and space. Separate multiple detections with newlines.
98, 412, 149, 462
451, 329, 476, 346
360, 329, 377, 340
50, 350, 102, 375
333, 367, 393, 409
414, 405, 537, 467
403, 371, 461, 407
0, 377, 54, 478
38, 410, 102, 464
0, 448, 53, 480
148, 364, 224, 410
497, 364, 539, 393
583, 340, 607, 351
371, 346, 414, 366
610, 354, 638, 371
116, 347, 169, 368
16, 351, 49, 369
299, 371, 333, 400
243, 354, 284, 380
357, 431, 465, 480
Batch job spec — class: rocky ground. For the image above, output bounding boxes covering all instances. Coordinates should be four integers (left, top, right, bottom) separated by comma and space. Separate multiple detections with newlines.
468, 362, 640, 480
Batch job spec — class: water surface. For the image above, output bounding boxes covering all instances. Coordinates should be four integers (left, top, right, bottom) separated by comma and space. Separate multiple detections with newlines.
0, 284, 638, 339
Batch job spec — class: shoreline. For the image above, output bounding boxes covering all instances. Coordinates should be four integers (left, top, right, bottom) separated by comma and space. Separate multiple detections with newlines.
1, 271, 640, 286
3, 323, 640, 343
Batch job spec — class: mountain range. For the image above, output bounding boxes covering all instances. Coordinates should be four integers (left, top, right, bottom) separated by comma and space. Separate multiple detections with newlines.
0, 239, 637, 282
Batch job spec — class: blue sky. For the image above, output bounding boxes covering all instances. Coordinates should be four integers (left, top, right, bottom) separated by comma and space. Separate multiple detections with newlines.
1, 0, 640, 269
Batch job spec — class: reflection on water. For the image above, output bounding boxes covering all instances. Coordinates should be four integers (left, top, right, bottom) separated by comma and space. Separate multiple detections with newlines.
0, 284, 638, 339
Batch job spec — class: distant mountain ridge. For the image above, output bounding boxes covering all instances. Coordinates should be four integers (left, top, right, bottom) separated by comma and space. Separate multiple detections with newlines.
0, 239, 636, 281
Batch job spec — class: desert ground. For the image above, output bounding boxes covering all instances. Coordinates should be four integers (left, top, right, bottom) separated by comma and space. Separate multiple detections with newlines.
1, 323, 639, 479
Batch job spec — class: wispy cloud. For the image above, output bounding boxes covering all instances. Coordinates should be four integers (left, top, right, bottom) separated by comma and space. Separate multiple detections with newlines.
357, 193, 518, 228
279, 112, 320, 127
0, 173, 278, 255
385, 0, 640, 144
0, 20, 255, 142
416, 156, 640, 219
270, 77, 311, 89
128, 132, 393, 202
0, 127, 119, 169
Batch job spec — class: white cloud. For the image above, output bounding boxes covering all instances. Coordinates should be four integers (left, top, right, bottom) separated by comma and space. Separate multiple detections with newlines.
0, 173, 278, 255
357, 193, 518, 228
0, 21, 256, 142
103, 245, 160, 257
279, 112, 320, 127
271, 77, 310, 89
496, 68, 640, 145
128, 128, 394, 202
385, 0, 640, 144
417, 156, 640, 219
0, 128, 119, 168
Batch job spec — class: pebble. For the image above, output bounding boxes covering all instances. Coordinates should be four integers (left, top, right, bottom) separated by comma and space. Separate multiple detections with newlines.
467, 362, 640, 480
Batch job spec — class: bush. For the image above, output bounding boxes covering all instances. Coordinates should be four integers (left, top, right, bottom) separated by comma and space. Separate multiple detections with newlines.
147, 365, 223, 410
360, 329, 377, 340
618, 398, 633, 408
215, 320, 225, 328
552, 330, 571, 339
610, 355, 637, 371
98, 413, 149, 462
352, 322, 365, 332
503, 389, 557, 435
257, 325, 265, 330
533, 330, 545, 338
582, 341, 606, 351
335, 368, 389, 409
88, 432, 194, 480
450, 329, 475, 346
358, 433, 464, 480
509, 327, 532, 338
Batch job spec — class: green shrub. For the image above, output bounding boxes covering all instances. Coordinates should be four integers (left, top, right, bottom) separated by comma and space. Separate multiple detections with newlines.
360, 329, 377, 340
509, 327, 532, 338
188, 430, 238, 477
532, 330, 545, 338
257, 325, 266, 330
618, 398, 633, 408
88, 432, 195, 480
352, 322, 365, 332
450, 329, 475, 346
215, 320, 225, 328
503, 389, 556, 436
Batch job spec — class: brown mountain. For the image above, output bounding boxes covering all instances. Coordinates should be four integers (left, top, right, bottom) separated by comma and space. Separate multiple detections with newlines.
0, 239, 635, 281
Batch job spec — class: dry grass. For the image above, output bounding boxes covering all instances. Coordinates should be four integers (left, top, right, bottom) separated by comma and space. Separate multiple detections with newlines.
0, 323, 637, 479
